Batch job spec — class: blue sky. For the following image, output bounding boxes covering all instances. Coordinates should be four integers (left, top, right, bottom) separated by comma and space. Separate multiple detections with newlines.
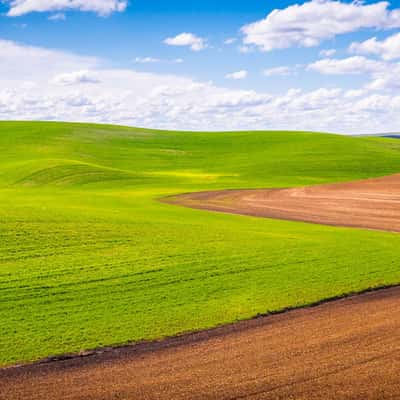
1, 0, 400, 133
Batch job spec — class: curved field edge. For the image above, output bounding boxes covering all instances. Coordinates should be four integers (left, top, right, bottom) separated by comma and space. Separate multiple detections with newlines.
0, 282, 397, 371
1, 283, 399, 371
163, 173, 400, 233
1, 121, 400, 366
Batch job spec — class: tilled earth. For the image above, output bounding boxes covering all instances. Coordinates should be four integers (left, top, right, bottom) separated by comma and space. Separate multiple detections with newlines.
169, 174, 400, 232
1, 287, 400, 400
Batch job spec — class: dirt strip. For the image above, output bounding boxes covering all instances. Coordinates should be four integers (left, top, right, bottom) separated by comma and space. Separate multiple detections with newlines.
1, 287, 400, 400
168, 174, 400, 232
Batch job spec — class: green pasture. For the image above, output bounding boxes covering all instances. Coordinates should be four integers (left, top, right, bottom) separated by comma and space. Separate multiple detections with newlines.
1, 121, 400, 366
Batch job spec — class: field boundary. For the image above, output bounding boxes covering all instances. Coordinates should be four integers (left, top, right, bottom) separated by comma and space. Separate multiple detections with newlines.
3, 283, 399, 371
164, 173, 400, 233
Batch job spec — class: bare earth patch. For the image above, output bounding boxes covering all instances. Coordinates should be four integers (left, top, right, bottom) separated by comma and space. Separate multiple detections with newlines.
1, 287, 400, 399
169, 174, 400, 232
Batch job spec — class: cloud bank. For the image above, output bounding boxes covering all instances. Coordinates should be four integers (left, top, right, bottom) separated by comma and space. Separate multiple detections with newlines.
1, 39, 400, 134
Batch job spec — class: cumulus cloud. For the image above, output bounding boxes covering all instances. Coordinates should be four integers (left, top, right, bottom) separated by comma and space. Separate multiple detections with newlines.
309, 52, 400, 94
344, 89, 367, 98
225, 70, 248, 80
224, 38, 237, 45
366, 63, 400, 91
5, 0, 127, 16
241, 0, 400, 52
134, 57, 184, 64
48, 13, 66, 21
164, 33, 207, 51
0, 39, 98, 80
134, 57, 161, 64
308, 56, 385, 75
51, 70, 100, 85
1, 38, 400, 134
263, 66, 294, 77
319, 49, 336, 57
350, 32, 400, 61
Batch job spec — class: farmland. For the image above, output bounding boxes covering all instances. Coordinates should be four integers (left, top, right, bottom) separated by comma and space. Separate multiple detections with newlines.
1, 121, 400, 367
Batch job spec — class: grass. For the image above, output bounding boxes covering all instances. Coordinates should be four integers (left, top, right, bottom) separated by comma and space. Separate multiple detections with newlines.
1, 121, 400, 366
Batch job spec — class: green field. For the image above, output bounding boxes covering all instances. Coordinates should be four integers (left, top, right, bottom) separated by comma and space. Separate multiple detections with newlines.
1, 121, 400, 366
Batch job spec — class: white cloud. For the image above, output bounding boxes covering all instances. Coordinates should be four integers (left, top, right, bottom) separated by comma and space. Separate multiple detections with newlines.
164, 33, 207, 51
134, 57, 161, 64
134, 57, 184, 64
224, 38, 237, 45
319, 48, 336, 57
263, 66, 293, 77
0, 39, 98, 80
308, 56, 385, 75
225, 70, 248, 80
309, 55, 400, 94
344, 89, 366, 98
5, 0, 127, 16
51, 70, 100, 85
350, 32, 400, 60
1, 38, 400, 134
48, 13, 66, 21
241, 0, 400, 52
366, 63, 400, 91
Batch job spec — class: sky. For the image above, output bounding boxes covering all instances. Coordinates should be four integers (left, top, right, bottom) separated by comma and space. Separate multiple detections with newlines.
1, 0, 400, 133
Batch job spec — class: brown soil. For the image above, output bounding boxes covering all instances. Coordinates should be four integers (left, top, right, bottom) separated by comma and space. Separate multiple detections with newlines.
168, 174, 400, 232
1, 287, 400, 400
